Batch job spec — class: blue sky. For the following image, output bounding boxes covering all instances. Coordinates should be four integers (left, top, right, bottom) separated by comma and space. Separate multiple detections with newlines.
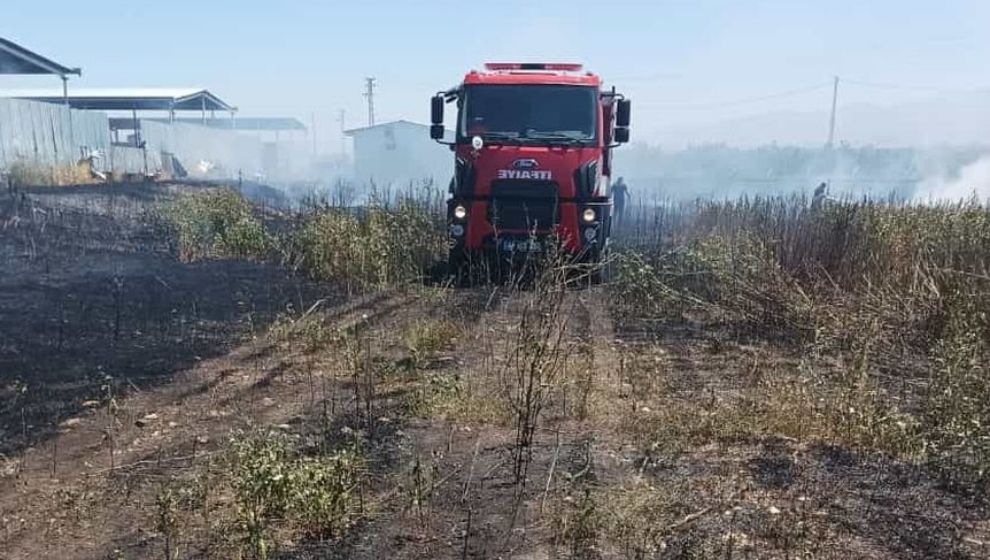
3, 0, 988, 149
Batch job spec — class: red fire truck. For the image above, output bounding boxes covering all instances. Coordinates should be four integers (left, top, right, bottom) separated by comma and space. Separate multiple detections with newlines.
430, 62, 630, 275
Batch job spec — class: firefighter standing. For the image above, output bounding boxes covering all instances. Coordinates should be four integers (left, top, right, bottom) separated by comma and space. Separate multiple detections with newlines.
811, 181, 827, 210
612, 177, 630, 225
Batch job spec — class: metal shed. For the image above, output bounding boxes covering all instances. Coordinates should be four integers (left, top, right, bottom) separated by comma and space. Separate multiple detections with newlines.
345, 120, 454, 184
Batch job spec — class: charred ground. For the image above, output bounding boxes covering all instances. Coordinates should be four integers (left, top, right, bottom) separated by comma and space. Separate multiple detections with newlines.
0, 184, 329, 458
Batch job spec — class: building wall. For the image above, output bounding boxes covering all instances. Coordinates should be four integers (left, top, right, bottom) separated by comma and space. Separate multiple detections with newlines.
351, 122, 452, 187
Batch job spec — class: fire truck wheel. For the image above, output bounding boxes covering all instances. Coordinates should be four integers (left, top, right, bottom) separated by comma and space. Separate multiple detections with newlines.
590, 250, 613, 285
448, 251, 468, 286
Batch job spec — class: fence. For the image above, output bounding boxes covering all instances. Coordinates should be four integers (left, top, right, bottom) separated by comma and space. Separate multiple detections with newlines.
0, 98, 263, 181
0, 98, 109, 168
140, 120, 262, 178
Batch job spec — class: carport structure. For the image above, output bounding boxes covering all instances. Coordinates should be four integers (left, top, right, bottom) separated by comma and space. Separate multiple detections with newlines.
7, 88, 238, 146
0, 36, 81, 102
136, 116, 307, 142
6, 88, 236, 123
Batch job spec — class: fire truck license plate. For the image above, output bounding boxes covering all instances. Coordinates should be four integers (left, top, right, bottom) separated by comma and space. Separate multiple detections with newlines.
501, 239, 541, 253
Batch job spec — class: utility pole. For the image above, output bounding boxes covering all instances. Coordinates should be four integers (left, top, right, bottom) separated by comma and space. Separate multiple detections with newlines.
363, 77, 376, 126
310, 112, 317, 158
337, 109, 347, 156
826, 76, 839, 149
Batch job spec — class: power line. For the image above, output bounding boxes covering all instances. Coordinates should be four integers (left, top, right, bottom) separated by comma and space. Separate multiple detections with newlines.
843, 78, 990, 95
638, 81, 833, 111
842, 78, 947, 93
310, 112, 317, 158
610, 71, 683, 83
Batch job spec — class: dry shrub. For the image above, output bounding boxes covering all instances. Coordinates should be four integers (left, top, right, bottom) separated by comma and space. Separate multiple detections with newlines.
408, 370, 510, 424
161, 187, 271, 261
612, 234, 815, 341
226, 430, 366, 559
403, 318, 458, 367
158, 185, 444, 290
756, 363, 921, 458
288, 194, 446, 291
610, 251, 695, 320
499, 259, 572, 483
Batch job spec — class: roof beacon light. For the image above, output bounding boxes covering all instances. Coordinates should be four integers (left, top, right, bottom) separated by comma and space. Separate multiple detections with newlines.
484, 63, 583, 72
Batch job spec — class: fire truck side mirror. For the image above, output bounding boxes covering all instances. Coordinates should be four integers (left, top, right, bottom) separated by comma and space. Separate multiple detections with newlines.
614, 127, 630, 143
430, 125, 445, 140
616, 99, 631, 128
431, 96, 444, 126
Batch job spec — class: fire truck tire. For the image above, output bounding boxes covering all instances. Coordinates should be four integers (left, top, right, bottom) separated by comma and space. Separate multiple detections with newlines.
448, 251, 469, 286
590, 249, 613, 284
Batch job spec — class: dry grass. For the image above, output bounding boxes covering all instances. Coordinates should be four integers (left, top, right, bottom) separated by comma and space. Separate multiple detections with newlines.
161, 187, 272, 261
6, 159, 95, 187
614, 196, 990, 477
159, 186, 447, 291
285, 190, 447, 292
537, 196, 990, 557
129, 191, 990, 559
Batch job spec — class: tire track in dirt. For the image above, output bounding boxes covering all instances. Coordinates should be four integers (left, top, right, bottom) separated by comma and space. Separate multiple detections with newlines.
569, 285, 620, 387
322, 285, 623, 560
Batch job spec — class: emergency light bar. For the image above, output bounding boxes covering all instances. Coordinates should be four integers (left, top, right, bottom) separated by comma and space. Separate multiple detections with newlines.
484, 62, 584, 72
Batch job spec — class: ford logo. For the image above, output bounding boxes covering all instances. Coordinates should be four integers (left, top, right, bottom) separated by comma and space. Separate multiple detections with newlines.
512, 158, 539, 170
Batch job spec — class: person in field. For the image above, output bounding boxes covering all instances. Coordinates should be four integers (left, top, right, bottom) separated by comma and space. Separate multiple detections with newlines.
612, 177, 630, 225
811, 181, 828, 210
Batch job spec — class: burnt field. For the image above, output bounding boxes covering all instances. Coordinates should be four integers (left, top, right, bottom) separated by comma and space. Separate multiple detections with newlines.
1, 185, 989, 559
0, 184, 330, 456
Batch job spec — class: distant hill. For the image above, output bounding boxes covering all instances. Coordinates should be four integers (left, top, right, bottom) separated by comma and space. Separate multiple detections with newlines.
651, 91, 990, 148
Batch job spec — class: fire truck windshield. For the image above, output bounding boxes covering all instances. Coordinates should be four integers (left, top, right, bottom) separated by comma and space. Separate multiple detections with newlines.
460, 85, 597, 144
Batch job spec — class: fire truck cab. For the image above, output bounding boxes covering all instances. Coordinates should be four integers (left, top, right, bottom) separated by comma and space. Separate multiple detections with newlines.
430, 62, 630, 274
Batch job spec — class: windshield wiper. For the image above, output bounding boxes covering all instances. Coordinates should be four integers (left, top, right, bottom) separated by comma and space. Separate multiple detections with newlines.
524, 131, 589, 146
479, 132, 531, 145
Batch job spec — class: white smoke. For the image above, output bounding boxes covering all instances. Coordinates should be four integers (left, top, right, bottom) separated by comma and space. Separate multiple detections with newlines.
915, 155, 990, 203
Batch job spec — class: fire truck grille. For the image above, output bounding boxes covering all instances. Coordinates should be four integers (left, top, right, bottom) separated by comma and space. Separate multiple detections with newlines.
489, 180, 559, 231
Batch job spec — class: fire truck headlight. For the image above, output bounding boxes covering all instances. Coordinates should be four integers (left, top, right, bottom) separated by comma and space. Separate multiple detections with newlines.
583, 227, 598, 242
581, 208, 597, 223
453, 204, 468, 220
450, 224, 465, 237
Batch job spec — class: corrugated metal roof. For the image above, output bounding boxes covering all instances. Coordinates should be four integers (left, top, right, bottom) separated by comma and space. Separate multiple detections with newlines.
0, 37, 80, 76
113, 116, 307, 131
0, 88, 234, 112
